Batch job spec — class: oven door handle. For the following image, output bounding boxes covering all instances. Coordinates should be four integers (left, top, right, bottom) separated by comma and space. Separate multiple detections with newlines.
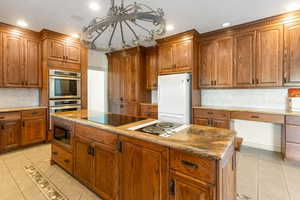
49, 105, 81, 110
50, 76, 81, 81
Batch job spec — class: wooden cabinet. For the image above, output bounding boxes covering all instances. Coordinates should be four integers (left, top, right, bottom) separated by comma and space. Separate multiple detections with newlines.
108, 47, 149, 117
3, 33, 24, 87
48, 39, 81, 64
284, 116, 300, 162
256, 25, 283, 87
234, 31, 256, 87
0, 112, 21, 152
2, 33, 41, 88
52, 143, 73, 174
157, 30, 198, 75
140, 103, 158, 119
145, 46, 158, 90
21, 109, 46, 146
199, 36, 233, 88
169, 171, 215, 200
119, 136, 168, 200
284, 21, 300, 86
73, 124, 119, 200
193, 108, 230, 129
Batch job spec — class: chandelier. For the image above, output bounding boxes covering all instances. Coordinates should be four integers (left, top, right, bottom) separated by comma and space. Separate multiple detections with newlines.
82, 0, 166, 51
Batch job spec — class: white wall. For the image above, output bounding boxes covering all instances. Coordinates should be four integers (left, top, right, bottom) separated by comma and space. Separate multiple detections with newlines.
0, 88, 39, 108
88, 50, 108, 112
201, 89, 288, 152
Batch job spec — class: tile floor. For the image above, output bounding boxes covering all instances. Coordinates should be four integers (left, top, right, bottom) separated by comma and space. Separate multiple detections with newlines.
0, 144, 299, 200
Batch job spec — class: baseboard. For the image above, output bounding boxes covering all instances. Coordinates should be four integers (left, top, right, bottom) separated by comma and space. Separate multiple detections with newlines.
242, 141, 281, 152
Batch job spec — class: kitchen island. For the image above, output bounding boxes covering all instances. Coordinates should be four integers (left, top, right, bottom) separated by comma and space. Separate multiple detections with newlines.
51, 110, 236, 200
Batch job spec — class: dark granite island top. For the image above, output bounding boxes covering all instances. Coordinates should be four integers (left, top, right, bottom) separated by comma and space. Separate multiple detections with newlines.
51, 110, 236, 160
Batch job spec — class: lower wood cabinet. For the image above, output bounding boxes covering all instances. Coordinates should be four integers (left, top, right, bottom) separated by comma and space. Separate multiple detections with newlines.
140, 103, 158, 119
119, 136, 168, 200
284, 115, 300, 162
52, 143, 73, 174
0, 118, 21, 152
193, 108, 230, 129
21, 117, 46, 145
169, 171, 215, 200
74, 135, 119, 200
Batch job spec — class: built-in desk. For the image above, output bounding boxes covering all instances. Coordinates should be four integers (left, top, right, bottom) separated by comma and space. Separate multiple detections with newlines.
193, 106, 300, 162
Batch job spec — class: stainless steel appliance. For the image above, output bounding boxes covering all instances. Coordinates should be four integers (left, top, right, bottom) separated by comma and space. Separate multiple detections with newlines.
128, 120, 188, 137
49, 99, 81, 128
49, 69, 81, 99
53, 125, 72, 147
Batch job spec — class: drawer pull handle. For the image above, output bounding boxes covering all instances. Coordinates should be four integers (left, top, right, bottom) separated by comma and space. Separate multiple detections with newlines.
169, 179, 176, 196
251, 116, 259, 119
32, 112, 38, 115
0, 116, 4, 120
64, 159, 70, 164
207, 112, 213, 115
181, 160, 199, 169
53, 152, 58, 155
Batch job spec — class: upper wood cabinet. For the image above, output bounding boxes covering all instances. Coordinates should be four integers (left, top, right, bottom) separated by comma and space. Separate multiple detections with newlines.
157, 30, 199, 75
255, 25, 283, 87
2, 32, 41, 88
284, 21, 300, 86
233, 31, 256, 87
145, 46, 158, 90
199, 36, 233, 88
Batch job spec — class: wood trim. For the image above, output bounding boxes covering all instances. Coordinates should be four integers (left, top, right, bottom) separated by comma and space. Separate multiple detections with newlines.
156, 29, 200, 44
81, 47, 88, 109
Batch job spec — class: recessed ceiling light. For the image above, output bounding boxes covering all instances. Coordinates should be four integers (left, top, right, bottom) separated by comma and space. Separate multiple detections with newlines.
71, 33, 80, 38
89, 2, 100, 11
222, 22, 231, 28
286, 3, 300, 12
17, 20, 28, 28
166, 24, 174, 31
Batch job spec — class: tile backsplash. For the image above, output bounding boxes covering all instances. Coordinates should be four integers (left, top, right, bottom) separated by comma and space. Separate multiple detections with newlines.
0, 88, 39, 108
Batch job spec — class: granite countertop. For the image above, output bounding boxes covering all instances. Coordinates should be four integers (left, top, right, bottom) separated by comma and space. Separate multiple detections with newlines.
193, 105, 300, 117
0, 106, 47, 113
51, 110, 236, 160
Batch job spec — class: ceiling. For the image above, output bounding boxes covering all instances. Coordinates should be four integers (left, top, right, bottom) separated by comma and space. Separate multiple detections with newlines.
0, 0, 299, 37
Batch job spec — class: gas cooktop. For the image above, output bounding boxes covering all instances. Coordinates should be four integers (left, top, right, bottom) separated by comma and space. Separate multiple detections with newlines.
82, 113, 146, 127
129, 121, 188, 137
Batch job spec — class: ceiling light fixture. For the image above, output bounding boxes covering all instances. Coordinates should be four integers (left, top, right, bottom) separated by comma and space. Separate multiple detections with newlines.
17, 20, 28, 28
286, 3, 300, 12
89, 2, 100, 11
71, 33, 80, 38
166, 24, 175, 31
82, 0, 166, 51
222, 22, 231, 28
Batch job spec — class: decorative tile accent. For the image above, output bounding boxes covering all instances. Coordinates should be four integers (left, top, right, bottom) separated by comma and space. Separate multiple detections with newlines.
24, 165, 69, 200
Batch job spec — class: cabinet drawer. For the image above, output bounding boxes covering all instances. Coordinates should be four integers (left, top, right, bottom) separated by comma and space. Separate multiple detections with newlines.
193, 118, 209, 126
140, 104, 157, 113
0, 112, 21, 121
286, 115, 300, 125
52, 144, 73, 174
231, 111, 284, 124
286, 143, 300, 162
286, 125, 300, 143
170, 149, 216, 184
22, 109, 46, 119
193, 108, 230, 120
75, 124, 118, 147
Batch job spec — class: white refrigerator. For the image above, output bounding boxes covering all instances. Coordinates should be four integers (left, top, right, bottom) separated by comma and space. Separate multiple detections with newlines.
158, 73, 191, 124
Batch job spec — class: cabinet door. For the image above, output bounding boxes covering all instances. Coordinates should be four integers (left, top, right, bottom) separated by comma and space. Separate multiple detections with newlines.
158, 44, 174, 74
213, 119, 230, 129
234, 31, 256, 87
215, 37, 233, 87
93, 142, 119, 200
146, 47, 158, 90
284, 22, 300, 86
24, 39, 41, 87
256, 25, 283, 87
122, 53, 138, 102
170, 172, 214, 200
199, 41, 215, 88
65, 41, 81, 64
3, 33, 24, 87
21, 118, 46, 146
48, 39, 65, 61
193, 118, 210, 126
173, 40, 192, 72
108, 55, 121, 102
74, 137, 93, 186
0, 120, 20, 151
119, 139, 168, 200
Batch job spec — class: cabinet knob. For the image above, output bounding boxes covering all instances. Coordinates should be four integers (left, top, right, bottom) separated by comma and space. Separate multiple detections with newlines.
169, 180, 176, 196
64, 159, 70, 164
181, 160, 199, 169
52, 152, 58, 155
